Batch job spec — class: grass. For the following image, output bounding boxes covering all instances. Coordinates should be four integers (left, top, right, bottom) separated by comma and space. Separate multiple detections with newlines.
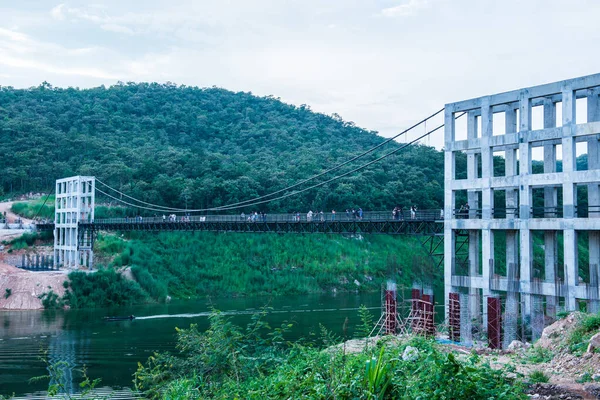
524, 345, 553, 364
9, 231, 53, 250
93, 231, 442, 302
566, 313, 600, 355
10, 196, 55, 219
528, 370, 550, 384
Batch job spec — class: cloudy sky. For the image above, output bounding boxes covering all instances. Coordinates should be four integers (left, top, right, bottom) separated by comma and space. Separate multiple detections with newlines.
1, 0, 599, 146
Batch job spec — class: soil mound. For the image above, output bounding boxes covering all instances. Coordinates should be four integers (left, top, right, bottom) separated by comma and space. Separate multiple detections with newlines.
0, 263, 67, 310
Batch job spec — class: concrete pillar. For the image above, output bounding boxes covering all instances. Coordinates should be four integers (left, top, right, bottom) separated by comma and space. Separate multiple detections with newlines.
564, 229, 578, 311
480, 102, 494, 329
543, 98, 558, 317
444, 108, 457, 320
531, 295, 545, 341
460, 292, 472, 346
466, 110, 482, 321
520, 228, 533, 320
518, 92, 533, 325
588, 90, 600, 313
562, 88, 578, 311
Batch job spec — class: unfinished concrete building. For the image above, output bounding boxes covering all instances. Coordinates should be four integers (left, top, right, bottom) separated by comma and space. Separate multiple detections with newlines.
54, 176, 95, 269
444, 73, 600, 347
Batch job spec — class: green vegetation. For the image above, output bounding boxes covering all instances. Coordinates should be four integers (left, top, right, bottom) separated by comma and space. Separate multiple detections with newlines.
134, 310, 526, 399
8, 231, 52, 250
50, 231, 438, 309
566, 313, 600, 355
38, 290, 62, 309
92, 231, 438, 303
524, 345, 553, 364
4, 288, 11, 299
528, 370, 550, 384
576, 371, 594, 383
63, 269, 147, 309
10, 196, 54, 219
0, 83, 443, 212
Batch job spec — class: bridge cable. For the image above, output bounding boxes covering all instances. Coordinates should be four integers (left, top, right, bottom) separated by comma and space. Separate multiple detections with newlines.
208, 116, 462, 211
99, 112, 465, 214
32, 188, 55, 221
94, 107, 445, 212
94, 187, 191, 214
95, 112, 465, 213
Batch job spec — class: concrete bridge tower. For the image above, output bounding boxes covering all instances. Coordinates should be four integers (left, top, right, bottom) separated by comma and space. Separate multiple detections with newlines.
444, 74, 600, 346
54, 176, 95, 269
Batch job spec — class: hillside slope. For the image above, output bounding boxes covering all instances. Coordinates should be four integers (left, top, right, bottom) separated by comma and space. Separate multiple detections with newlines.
0, 82, 443, 212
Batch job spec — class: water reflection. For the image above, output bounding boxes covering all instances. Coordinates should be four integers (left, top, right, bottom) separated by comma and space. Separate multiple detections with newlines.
1, 292, 388, 397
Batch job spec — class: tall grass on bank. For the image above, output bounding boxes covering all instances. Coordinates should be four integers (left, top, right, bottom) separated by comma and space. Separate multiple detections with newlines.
94, 232, 441, 301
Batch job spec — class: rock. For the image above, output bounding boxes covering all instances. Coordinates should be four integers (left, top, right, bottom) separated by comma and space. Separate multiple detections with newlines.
165, 295, 172, 303
353, 279, 360, 286
538, 312, 584, 350
402, 346, 419, 361
507, 340, 530, 352
587, 332, 600, 353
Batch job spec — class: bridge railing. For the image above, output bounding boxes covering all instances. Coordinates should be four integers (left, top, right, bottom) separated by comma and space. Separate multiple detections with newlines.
530, 206, 563, 218
83, 209, 444, 225
491, 207, 519, 219
452, 208, 482, 219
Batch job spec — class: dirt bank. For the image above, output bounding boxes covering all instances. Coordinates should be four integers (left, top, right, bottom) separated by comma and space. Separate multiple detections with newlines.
0, 263, 67, 310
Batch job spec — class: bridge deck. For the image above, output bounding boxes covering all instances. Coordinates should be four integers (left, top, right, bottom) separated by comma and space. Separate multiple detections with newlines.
37, 211, 444, 236
80, 219, 443, 235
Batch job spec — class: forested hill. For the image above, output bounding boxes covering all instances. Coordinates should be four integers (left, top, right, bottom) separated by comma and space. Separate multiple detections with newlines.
0, 82, 444, 211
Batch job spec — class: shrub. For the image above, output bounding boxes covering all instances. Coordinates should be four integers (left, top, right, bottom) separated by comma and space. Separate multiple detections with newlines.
567, 313, 600, 355
64, 269, 148, 309
525, 346, 553, 364
39, 291, 62, 309
4, 288, 11, 299
134, 310, 526, 399
577, 371, 593, 383
529, 370, 550, 384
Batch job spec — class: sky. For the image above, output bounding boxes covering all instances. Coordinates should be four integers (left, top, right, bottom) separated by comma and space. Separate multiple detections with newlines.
1, 0, 599, 148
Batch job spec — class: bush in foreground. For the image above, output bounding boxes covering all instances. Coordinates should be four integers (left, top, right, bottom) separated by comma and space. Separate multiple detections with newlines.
134, 310, 526, 399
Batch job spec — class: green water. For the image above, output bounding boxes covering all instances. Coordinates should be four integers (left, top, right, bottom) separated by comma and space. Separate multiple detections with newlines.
0, 292, 392, 397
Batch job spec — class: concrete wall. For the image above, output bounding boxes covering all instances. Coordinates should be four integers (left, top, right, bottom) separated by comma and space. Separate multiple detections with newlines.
444, 73, 600, 345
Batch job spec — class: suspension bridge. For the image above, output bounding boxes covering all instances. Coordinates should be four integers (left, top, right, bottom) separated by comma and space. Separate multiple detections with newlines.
20, 73, 600, 349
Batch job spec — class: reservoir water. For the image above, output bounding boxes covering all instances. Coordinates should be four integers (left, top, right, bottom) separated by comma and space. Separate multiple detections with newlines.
1, 292, 387, 397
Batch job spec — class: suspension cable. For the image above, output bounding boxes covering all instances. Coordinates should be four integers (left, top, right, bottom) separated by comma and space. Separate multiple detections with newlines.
32, 188, 55, 221
207, 112, 465, 212
95, 187, 188, 214
95, 108, 445, 212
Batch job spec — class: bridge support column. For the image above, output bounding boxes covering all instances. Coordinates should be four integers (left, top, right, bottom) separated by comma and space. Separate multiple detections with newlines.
54, 176, 95, 269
